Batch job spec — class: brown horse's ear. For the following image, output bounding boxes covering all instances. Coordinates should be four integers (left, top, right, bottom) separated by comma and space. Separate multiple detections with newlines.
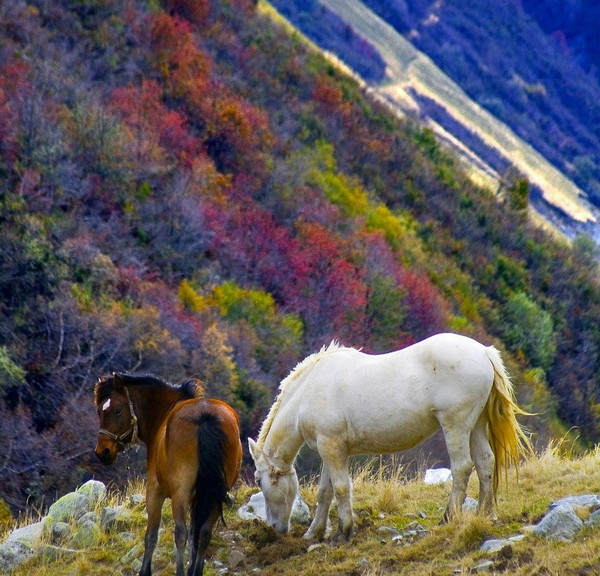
113, 372, 125, 390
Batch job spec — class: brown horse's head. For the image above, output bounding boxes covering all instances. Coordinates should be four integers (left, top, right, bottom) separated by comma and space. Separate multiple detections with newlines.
94, 373, 138, 465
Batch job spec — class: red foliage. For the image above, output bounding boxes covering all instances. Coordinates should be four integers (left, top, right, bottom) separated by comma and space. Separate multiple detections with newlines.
0, 60, 30, 165
204, 192, 308, 308
110, 80, 200, 166
150, 13, 212, 102
203, 93, 274, 177
312, 78, 343, 109
295, 221, 368, 345
163, 0, 211, 25
397, 268, 449, 339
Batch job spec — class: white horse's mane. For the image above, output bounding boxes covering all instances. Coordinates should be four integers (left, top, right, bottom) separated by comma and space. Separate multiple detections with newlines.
257, 340, 354, 448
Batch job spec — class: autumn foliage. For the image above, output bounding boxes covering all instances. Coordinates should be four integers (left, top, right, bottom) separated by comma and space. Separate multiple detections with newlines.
0, 0, 599, 515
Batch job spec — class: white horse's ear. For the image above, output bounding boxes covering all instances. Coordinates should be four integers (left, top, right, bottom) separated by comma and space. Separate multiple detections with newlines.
248, 438, 261, 463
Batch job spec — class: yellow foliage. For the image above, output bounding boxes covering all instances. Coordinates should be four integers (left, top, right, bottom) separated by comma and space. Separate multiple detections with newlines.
178, 280, 213, 313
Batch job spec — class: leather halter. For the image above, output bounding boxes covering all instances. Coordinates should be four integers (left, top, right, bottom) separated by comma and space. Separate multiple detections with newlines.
97, 386, 138, 447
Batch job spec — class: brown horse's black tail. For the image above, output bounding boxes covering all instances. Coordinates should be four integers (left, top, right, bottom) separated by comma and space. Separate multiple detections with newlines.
191, 412, 230, 547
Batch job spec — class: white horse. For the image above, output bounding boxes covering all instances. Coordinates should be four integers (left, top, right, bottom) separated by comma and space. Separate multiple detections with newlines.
249, 333, 532, 541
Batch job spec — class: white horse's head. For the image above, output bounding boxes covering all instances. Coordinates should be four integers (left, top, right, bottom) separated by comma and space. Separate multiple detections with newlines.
248, 438, 298, 534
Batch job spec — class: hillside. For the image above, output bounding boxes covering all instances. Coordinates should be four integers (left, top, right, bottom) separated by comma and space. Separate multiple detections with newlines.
273, 0, 600, 239
6, 447, 600, 575
3, 0, 600, 518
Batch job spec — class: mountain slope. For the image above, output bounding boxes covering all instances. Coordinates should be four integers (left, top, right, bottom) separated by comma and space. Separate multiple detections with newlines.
272, 0, 600, 239
3, 0, 600, 515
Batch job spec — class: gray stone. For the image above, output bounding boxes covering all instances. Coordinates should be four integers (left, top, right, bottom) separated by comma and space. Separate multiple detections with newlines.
228, 549, 246, 569
481, 538, 509, 553
237, 491, 310, 524
587, 509, 600, 527
47, 492, 90, 523
76, 480, 107, 507
424, 468, 452, 484
50, 521, 72, 546
101, 505, 134, 531
377, 525, 401, 538
38, 544, 79, 561
129, 493, 145, 507
0, 540, 36, 573
121, 542, 144, 567
551, 494, 600, 511
6, 520, 44, 547
533, 505, 583, 541
462, 497, 479, 512
77, 511, 99, 525
72, 520, 102, 548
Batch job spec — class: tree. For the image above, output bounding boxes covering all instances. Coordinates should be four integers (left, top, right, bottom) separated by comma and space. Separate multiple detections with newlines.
502, 292, 556, 370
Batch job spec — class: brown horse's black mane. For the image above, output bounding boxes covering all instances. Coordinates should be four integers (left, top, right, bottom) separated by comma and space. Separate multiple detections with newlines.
95, 372, 203, 404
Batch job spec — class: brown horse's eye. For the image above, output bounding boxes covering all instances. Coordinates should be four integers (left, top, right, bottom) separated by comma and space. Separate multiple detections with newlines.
114, 407, 123, 416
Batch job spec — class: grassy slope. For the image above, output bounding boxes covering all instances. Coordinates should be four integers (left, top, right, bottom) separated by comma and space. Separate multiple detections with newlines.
313, 0, 599, 230
10, 445, 600, 576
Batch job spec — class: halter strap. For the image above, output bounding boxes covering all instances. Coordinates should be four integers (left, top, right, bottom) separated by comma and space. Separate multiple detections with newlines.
98, 386, 138, 447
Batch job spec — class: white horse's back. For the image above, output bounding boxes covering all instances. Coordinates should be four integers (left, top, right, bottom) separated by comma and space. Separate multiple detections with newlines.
294, 333, 493, 454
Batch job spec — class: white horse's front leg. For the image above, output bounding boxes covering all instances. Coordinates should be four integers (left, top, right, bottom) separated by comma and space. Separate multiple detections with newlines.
317, 437, 353, 542
304, 463, 333, 541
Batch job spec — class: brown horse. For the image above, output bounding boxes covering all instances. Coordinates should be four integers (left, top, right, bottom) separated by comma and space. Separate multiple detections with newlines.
94, 373, 242, 576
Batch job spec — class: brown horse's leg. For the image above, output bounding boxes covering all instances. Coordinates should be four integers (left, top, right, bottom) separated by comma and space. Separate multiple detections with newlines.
173, 496, 189, 576
188, 508, 219, 576
139, 480, 165, 576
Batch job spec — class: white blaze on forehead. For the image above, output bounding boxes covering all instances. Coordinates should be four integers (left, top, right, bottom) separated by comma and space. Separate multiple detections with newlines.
102, 398, 111, 412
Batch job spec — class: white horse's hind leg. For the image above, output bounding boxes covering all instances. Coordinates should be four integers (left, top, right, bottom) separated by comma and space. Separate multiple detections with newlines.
303, 462, 333, 541
441, 425, 473, 521
470, 415, 495, 516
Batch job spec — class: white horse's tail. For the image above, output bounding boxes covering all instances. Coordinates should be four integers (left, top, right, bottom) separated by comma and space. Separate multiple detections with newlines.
484, 346, 533, 493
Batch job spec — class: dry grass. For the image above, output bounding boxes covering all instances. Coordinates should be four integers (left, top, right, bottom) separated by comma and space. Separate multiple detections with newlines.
9, 446, 600, 575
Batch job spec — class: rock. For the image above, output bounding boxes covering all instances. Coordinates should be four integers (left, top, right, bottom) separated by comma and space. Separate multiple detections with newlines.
101, 505, 134, 531
77, 511, 99, 526
76, 480, 107, 507
228, 549, 246, 569
473, 560, 494, 572
38, 544, 80, 561
462, 497, 478, 512
50, 521, 72, 546
237, 491, 310, 524
47, 492, 90, 523
376, 525, 401, 539
71, 520, 102, 548
551, 494, 600, 510
587, 509, 600, 526
424, 468, 452, 484
533, 505, 583, 541
129, 493, 145, 507
481, 534, 526, 554
121, 542, 144, 568
481, 538, 511, 553
0, 540, 36, 573
6, 520, 45, 547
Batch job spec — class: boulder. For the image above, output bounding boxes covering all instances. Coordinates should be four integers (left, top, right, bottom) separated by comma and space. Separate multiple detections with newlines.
532, 505, 583, 541
76, 480, 107, 507
0, 540, 36, 573
237, 491, 310, 524
101, 505, 134, 532
47, 492, 90, 524
71, 520, 102, 548
424, 468, 452, 485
